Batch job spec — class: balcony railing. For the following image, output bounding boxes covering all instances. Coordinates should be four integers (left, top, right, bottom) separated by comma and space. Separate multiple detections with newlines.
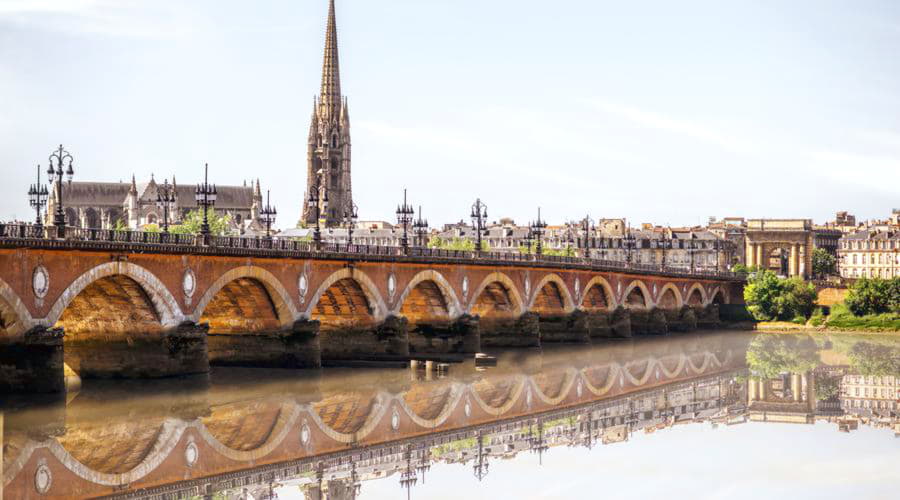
0, 223, 746, 280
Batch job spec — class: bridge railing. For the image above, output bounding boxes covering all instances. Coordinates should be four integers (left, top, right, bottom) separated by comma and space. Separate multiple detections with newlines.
0, 223, 747, 280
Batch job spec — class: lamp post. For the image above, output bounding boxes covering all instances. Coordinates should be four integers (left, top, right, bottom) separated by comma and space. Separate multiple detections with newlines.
470, 198, 488, 253
413, 205, 429, 247
530, 207, 547, 256
660, 227, 671, 268
46, 144, 74, 238
194, 163, 217, 240
260, 189, 277, 240
28, 164, 49, 230
399, 444, 417, 500
343, 202, 359, 249
156, 179, 175, 233
307, 171, 328, 247
472, 431, 489, 481
523, 226, 534, 255
624, 225, 636, 266
580, 215, 595, 258
529, 418, 549, 465
689, 231, 696, 273
396, 189, 415, 253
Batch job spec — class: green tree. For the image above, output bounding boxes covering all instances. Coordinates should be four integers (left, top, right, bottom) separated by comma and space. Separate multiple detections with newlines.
845, 278, 899, 316
811, 248, 837, 278
518, 242, 576, 257
847, 342, 900, 376
743, 270, 818, 321
746, 334, 820, 379
428, 236, 488, 251
169, 209, 234, 236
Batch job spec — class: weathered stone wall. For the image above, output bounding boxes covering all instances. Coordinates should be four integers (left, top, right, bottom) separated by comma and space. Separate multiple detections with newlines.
480, 312, 540, 348
0, 328, 64, 394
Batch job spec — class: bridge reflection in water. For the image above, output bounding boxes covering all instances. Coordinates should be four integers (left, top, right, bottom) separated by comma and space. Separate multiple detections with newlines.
5, 331, 900, 499
1, 332, 748, 499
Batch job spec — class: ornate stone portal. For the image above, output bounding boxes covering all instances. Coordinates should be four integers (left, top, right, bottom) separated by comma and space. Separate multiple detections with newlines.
744, 219, 814, 278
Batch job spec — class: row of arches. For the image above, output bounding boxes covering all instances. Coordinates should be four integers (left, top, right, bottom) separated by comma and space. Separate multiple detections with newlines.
0, 265, 728, 341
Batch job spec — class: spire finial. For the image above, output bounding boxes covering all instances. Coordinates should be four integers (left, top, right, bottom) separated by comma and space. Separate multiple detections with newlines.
319, 0, 342, 119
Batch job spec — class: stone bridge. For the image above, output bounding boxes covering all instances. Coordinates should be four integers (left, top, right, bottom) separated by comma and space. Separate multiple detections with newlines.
1, 333, 749, 499
0, 229, 745, 392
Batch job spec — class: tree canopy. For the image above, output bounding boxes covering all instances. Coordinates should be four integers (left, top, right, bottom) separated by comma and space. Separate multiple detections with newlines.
169, 209, 235, 236
743, 270, 818, 321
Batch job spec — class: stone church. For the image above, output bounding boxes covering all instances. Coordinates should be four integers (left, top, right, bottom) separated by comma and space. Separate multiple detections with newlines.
301, 0, 353, 227
46, 175, 266, 232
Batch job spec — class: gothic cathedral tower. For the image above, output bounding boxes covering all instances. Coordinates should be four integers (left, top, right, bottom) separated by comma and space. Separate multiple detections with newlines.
302, 0, 352, 227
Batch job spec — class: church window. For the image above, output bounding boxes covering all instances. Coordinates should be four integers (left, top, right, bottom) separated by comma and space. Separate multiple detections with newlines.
332, 135, 338, 148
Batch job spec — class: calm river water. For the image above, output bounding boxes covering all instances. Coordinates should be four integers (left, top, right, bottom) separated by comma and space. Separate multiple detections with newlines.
2, 330, 899, 499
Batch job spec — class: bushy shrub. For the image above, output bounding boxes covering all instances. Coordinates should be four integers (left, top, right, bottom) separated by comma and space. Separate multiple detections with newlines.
743, 270, 818, 321
845, 278, 900, 316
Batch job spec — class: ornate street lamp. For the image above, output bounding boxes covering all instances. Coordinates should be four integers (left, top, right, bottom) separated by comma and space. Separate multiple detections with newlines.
689, 231, 696, 273
624, 225, 636, 266
343, 202, 359, 249
260, 189, 277, 240
473, 431, 489, 481
396, 189, 415, 252
660, 227, 672, 268
470, 198, 488, 253
529, 207, 547, 256
523, 226, 534, 255
307, 170, 328, 246
416, 447, 432, 485
580, 215, 595, 257
413, 205, 429, 247
46, 144, 74, 238
349, 461, 362, 498
28, 164, 49, 229
529, 418, 549, 465
194, 163, 217, 239
399, 444, 417, 500
156, 179, 175, 233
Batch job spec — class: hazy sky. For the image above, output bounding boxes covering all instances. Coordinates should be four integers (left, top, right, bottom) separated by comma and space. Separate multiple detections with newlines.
2, 0, 899, 229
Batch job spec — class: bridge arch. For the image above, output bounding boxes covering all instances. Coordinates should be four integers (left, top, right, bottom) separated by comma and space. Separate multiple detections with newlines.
0, 277, 35, 337
466, 272, 525, 318
46, 262, 183, 330
580, 276, 616, 311
622, 280, 653, 310
193, 266, 297, 332
656, 283, 683, 310
304, 268, 388, 327
686, 283, 708, 306
392, 270, 463, 319
527, 273, 575, 315
709, 286, 729, 306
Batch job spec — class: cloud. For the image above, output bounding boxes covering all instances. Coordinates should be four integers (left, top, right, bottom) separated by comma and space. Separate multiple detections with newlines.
586, 98, 758, 154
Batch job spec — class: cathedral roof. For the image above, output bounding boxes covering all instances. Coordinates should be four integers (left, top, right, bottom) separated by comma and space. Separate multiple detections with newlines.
57, 180, 258, 210
59, 181, 132, 206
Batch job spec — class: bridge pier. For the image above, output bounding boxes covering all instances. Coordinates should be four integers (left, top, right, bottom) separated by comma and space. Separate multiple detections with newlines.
408, 314, 481, 355
630, 308, 668, 335
0, 327, 65, 394
665, 306, 698, 333
539, 310, 591, 343
320, 315, 410, 362
696, 304, 722, 328
479, 312, 540, 348
64, 322, 209, 380
584, 308, 632, 339
207, 319, 321, 369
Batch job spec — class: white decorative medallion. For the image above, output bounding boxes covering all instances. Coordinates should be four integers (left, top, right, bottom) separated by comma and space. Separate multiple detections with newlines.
391, 409, 400, 431
298, 272, 309, 302
182, 269, 196, 298
524, 273, 531, 299
464, 399, 472, 418
300, 421, 311, 446
32, 265, 49, 299
387, 273, 396, 300
525, 387, 533, 408
34, 459, 52, 494
574, 278, 581, 301
184, 439, 199, 467
576, 379, 584, 398
462, 276, 469, 300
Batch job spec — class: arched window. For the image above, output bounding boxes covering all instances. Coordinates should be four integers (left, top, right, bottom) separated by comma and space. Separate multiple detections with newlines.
332, 135, 338, 148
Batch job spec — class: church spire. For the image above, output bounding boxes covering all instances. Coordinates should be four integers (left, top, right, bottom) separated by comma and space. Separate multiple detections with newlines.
319, 0, 342, 119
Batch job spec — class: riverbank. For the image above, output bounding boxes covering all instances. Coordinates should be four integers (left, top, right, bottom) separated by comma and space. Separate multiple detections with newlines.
754, 321, 900, 335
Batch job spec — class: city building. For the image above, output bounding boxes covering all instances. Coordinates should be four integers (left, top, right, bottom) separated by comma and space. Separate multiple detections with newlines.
837, 229, 900, 279
45, 175, 266, 233
301, 0, 353, 227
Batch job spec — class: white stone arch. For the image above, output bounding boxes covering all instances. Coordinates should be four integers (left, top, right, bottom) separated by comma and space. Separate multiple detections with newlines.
191, 266, 298, 327
391, 269, 463, 318
579, 276, 618, 310
465, 272, 525, 316
622, 280, 654, 309
656, 283, 684, 309
526, 273, 576, 313
45, 262, 183, 329
0, 277, 36, 338
686, 283, 709, 306
302, 268, 388, 322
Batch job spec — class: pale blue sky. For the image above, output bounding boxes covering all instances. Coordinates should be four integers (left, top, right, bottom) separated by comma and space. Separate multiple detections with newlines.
2, 0, 899, 228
